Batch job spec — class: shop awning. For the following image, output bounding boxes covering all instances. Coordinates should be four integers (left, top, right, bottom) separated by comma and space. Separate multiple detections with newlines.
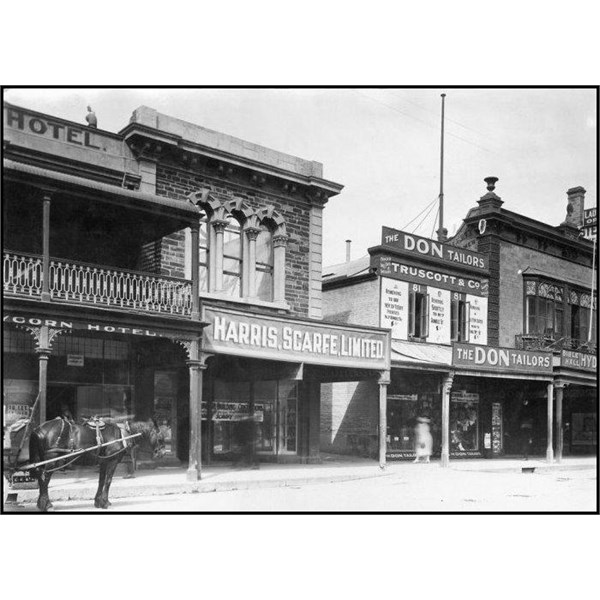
391, 340, 452, 368
520, 266, 592, 289
3, 159, 200, 221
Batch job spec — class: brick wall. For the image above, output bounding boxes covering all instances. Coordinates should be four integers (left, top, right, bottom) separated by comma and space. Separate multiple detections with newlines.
322, 278, 380, 326
499, 241, 593, 347
320, 380, 379, 457
155, 163, 313, 316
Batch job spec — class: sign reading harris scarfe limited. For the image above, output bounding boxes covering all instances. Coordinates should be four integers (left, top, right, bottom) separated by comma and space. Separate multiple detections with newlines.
202, 307, 390, 370
381, 226, 489, 272
452, 342, 553, 374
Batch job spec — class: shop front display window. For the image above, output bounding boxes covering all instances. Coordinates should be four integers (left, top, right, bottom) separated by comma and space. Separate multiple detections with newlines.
387, 393, 439, 455
210, 379, 297, 457
450, 391, 480, 452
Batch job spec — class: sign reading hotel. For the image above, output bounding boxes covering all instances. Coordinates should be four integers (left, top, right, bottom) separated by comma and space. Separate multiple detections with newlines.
3, 314, 167, 338
377, 256, 489, 297
453, 343, 553, 374
381, 226, 489, 273
4, 105, 105, 150
560, 350, 597, 372
581, 208, 597, 241
202, 306, 390, 370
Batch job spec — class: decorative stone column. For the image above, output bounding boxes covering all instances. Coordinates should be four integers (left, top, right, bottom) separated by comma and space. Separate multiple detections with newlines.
41, 191, 52, 302
440, 371, 455, 468
546, 382, 554, 463
211, 219, 228, 293
555, 381, 566, 463
273, 234, 289, 303
244, 226, 261, 299
378, 371, 390, 470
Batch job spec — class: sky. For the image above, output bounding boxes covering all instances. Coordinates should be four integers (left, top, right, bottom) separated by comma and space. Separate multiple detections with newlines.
4, 87, 597, 267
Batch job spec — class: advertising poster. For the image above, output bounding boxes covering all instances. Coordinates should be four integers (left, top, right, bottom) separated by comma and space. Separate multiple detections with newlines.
380, 278, 409, 340
467, 294, 488, 345
427, 287, 451, 344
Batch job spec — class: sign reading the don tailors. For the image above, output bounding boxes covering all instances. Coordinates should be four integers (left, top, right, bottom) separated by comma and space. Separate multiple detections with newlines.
452, 343, 553, 374
202, 307, 390, 370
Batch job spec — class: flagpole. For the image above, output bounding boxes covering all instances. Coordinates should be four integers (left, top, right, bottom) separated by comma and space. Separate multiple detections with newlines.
437, 93, 446, 242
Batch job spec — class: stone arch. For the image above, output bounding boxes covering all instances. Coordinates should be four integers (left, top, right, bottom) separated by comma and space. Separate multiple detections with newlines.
256, 206, 287, 236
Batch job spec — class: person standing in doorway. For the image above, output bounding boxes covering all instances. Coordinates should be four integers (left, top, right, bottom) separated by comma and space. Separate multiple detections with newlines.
413, 417, 433, 463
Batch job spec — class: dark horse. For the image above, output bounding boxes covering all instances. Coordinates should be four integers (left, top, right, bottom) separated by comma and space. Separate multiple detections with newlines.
28, 417, 165, 512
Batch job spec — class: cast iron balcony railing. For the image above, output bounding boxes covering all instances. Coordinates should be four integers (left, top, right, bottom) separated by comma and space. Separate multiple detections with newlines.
4, 252, 192, 317
515, 333, 597, 355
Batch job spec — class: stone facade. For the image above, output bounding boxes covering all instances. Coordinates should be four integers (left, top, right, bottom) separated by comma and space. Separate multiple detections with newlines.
154, 161, 313, 316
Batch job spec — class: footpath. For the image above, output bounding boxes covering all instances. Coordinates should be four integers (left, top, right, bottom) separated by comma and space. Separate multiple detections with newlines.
3, 454, 596, 508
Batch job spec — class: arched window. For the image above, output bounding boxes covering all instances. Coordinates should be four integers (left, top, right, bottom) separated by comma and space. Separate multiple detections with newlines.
198, 218, 209, 292
255, 227, 274, 302
222, 219, 243, 297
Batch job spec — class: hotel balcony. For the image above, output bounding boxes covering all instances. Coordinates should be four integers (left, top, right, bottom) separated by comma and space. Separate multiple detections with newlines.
515, 333, 597, 355
3, 251, 192, 317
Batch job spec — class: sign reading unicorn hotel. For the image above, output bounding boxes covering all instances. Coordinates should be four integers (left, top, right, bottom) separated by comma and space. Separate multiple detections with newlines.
202, 307, 390, 370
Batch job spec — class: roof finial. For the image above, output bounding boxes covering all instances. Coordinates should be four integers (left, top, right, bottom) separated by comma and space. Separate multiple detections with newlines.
484, 176, 498, 192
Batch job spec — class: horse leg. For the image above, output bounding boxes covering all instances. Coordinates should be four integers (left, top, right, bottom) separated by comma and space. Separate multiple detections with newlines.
97, 456, 120, 509
35, 470, 54, 512
94, 461, 108, 508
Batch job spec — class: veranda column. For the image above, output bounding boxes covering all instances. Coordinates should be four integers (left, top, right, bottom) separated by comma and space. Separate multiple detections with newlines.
212, 220, 228, 293
190, 223, 200, 320
36, 349, 51, 425
186, 340, 210, 482
273, 234, 289, 303
440, 371, 455, 468
244, 227, 261, 298
41, 191, 52, 302
378, 371, 390, 470
555, 381, 565, 463
546, 381, 554, 463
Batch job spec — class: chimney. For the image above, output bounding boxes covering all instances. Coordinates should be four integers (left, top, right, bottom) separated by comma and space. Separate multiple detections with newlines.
345, 240, 352, 263
563, 186, 586, 228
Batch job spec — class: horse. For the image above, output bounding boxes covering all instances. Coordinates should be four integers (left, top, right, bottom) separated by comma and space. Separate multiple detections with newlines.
28, 417, 165, 512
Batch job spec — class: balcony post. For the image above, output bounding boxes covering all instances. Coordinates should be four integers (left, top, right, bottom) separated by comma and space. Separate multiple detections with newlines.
555, 381, 566, 463
378, 371, 390, 470
546, 381, 554, 463
190, 223, 200, 319
41, 191, 52, 302
441, 371, 455, 468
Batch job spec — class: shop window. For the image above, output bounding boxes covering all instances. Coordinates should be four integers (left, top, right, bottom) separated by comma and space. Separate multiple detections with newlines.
451, 294, 470, 342
222, 220, 243, 297
408, 286, 429, 339
255, 228, 274, 302
198, 219, 209, 292
450, 392, 479, 452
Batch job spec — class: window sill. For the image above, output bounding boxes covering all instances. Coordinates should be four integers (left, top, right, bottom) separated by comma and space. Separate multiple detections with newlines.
199, 291, 291, 312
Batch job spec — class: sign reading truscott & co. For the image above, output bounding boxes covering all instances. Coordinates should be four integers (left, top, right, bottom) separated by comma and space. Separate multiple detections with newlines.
202, 306, 390, 370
